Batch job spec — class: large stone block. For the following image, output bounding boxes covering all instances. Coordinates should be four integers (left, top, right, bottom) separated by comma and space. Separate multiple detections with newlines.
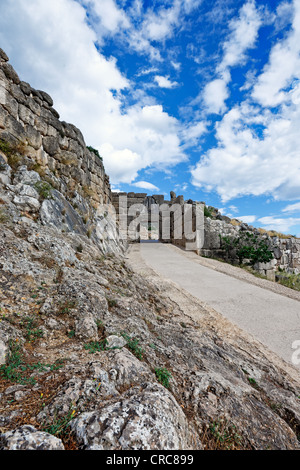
25, 124, 42, 150
0, 87, 18, 119
42, 136, 60, 156
4, 114, 26, 140
18, 103, 35, 126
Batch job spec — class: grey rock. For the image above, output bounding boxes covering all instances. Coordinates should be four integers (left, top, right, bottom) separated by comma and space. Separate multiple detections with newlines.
71, 383, 201, 450
40, 189, 87, 235
13, 195, 40, 212
38, 90, 54, 107
0, 49, 9, 62
1, 63, 20, 84
0, 158, 11, 185
0, 426, 65, 450
19, 81, 32, 96
13, 166, 41, 186
42, 136, 60, 156
106, 335, 127, 350
0, 339, 8, 365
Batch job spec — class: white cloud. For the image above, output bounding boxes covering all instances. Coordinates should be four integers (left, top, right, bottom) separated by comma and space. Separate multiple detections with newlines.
282, 201, 300, 213
203, 79, 229, 114
252, 0, 300, 107
180, 121, 208, 148
192, 1, 300, 203
0, 0, 187, 185
132, 181, 160, 192
238, 215, 257, 224
258, 216, 300, 235
84, 0, 130, 37
191, 97, 300, 201
203, 0, 262, 114
219, 0, 262, 72
154, 75, 179, 89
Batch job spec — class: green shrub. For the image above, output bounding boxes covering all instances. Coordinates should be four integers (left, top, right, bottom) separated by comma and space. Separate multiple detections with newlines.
87, 146, 103, 161
204, 206, 213, 218
84, 339, 108, 353
34, 181, 53, 200
121, 332, 144, 360
155, 367, 172, 388
220, 232, 273, 266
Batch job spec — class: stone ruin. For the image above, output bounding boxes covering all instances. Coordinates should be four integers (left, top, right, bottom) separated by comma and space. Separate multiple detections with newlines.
111, 191, 300, 280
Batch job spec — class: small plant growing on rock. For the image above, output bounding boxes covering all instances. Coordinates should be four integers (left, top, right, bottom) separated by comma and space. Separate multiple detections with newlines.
0, 139, 25, 171
204, 206, 213, 218
0, 208, 9, 223
84, 339, 108, 353
42, 406, 77, 441
155, 367, 172, 388
21, 316, 44, 343
34, 181, 53, 200
87, 146, 103, 161
206, 419, 242, 450
121, 332, 144, 360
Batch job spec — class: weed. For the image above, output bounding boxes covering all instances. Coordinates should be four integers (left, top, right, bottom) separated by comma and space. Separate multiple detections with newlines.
155, 367, 172, 388
34, 181, 53, 200
0, 341, 63, 385
0, 208, 9, 224
276, 272, 300, 292
0, 139, 25, 171
42, 406, 77, 440
248, 377, 259, 389
107, 297, 118, 309
87, 146, 103, 161
84, 339, 108, 353
204, 206, 213, 218
207, 419, 242, 450
121, 332, 144, 360
21, 316, 44, 343
0, 139, 14, 157
57, 300, 77, 315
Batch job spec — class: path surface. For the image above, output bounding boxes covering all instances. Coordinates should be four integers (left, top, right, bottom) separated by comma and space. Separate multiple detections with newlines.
131, 242, 300, 366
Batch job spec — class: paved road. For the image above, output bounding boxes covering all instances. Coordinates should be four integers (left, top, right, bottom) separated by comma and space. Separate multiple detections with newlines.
138, 242, 300, 365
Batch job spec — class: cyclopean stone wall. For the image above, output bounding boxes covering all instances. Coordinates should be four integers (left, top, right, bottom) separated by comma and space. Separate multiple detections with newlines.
200, 209, 300, 280
0, 48, 111, 208
112, 190, 300, 279
111, 191, 203, 247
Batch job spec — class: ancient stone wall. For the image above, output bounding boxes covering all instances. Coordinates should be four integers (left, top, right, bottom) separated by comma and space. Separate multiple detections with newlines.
111, 191, 203, 248
201, 215, 300, 279
0, 49, 111, 208
112, 190, 300, 277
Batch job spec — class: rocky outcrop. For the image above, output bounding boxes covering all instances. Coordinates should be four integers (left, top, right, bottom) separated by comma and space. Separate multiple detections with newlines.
1, 179, 300, 449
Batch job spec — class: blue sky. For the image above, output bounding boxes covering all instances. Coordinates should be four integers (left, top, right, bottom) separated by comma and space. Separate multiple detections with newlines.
1, 0, 300, 236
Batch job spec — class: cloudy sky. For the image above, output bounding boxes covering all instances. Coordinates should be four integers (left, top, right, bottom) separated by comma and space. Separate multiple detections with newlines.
1, 0, 300, 236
